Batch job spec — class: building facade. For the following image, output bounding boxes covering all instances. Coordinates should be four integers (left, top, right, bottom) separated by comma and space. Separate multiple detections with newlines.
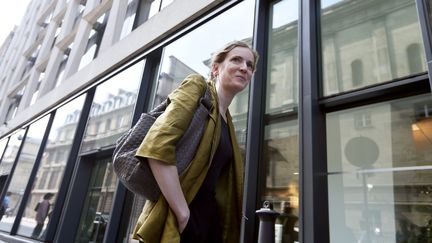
0, 0, 431, 242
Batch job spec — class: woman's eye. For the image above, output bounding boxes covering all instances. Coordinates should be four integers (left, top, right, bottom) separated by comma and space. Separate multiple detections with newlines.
232, 57, 241, 62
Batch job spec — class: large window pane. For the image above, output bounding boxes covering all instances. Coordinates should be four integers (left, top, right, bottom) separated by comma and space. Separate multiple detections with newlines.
262, 1, 299, 242
122, 0, 255, 241
321, 0, 427, 96
75, 157, 118, 243
17, 95, 86, 239
327, 94, 432, 242
0, 116, 50, 233
81, 60, 144, 153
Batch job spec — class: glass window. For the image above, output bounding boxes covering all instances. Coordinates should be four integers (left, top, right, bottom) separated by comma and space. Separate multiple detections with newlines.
321, 0, 427, 96
80, 60, 144, 153
262, 1, 299, 242
74, 158, 118, 243
0, 138, 8, 160
327, 94, 432, 243
17, 95, 86, 239
120, 0, 255, 241
0, 115, 50, 233
0, 129, 26, 179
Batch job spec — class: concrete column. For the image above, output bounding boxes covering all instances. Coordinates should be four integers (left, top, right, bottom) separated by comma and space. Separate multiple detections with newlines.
98, 0, 128, 53
17, 69, 41, 110
37, 0, 81, 97
322, 35, 340, 94
38, 47, 65, 97
372, 20, 392, 82
18, 0, 68, 112
0, 0, 44, 123
59, 0, 81, 39
9, 5, 43, 86
62, 0, 102, 78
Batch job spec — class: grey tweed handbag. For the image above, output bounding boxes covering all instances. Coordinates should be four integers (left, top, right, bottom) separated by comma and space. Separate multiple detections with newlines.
112, 78, 212, 201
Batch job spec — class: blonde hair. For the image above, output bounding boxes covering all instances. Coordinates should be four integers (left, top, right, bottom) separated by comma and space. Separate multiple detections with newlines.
210, 40, 259, 80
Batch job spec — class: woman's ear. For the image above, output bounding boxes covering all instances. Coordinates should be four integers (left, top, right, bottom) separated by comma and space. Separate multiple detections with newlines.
211, 64, 219, 78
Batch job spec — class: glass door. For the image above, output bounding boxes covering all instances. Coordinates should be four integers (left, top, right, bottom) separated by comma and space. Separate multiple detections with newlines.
74, 157, 118, 243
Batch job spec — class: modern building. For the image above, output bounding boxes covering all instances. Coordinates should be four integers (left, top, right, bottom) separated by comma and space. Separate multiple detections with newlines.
0, 0, 431, 242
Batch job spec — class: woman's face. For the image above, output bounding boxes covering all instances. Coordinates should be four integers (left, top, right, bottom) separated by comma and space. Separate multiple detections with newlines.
214, 46, 255, 94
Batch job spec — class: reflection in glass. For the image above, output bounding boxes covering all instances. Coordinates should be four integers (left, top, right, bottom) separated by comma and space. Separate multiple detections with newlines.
264, 121, 299, 243
327, 94, 432, 242
263, 1, 299, 243
0, 129, 26, 182
321, 0, 427, 96
266, 0, 299, 114
122, 0, 255, 241
17, 95, 86, 239
75, 158, 118, 243
80, 60, 144, 153
0, 138, 8, 160
0, 116, 50, 233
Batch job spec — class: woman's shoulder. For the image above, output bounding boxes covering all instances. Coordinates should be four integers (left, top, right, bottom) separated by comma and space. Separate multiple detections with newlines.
169, 73, 208, 100
179, 74, 207, 90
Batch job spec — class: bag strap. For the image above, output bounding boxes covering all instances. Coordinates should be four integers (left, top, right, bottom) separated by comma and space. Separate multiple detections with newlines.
200, 81, 212, 110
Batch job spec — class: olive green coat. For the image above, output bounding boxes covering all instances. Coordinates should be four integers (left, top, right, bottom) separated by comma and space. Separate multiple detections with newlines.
133, 74, 244, 243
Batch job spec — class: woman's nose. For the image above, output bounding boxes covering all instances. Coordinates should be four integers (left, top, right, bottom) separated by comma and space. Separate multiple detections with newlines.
239, 62, 247, 71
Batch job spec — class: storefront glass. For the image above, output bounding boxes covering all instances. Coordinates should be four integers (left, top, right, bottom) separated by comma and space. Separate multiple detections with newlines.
0, 115, 50, 233
17, 95, 86, 239
123, 0, 255, 241
80, 60, 144, 153
0, 129, 26, 184
0, 138, 8, 160
74, 157, 118, 243
327, 94, 432, 242
263, 0, 299, 242
321, 0, 427, 96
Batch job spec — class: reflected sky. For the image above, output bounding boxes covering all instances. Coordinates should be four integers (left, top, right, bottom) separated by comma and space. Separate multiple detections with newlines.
272, 0, 298, 29
92, 60, 144, 104
160, 0, 255, 76
322, 0, 344, 9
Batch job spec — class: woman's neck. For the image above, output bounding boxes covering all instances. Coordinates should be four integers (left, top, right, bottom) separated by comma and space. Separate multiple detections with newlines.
216, 82, 234, 122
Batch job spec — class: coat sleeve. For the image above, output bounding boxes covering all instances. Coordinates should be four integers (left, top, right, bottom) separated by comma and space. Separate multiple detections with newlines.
135, 74, 207, 165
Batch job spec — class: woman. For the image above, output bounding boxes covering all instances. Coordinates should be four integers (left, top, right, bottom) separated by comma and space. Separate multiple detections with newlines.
133, 41, 258, 243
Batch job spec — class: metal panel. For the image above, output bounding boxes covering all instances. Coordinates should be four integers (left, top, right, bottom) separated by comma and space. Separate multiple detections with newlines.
241, 0, 268, 242
299, 0, 329, 242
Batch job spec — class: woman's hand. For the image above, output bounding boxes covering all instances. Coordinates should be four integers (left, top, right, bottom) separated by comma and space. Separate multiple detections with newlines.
147, 158, 190, 233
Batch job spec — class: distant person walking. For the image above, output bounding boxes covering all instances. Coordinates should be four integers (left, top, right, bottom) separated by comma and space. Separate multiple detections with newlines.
0, 192, 11, 221
31, 193, 54, 239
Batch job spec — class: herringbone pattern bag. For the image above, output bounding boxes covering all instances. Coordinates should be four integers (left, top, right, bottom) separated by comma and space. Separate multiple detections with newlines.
113, 80, 212, 200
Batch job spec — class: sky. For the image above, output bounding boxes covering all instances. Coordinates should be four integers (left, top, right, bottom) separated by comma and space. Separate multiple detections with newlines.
0, 1, 30, 45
